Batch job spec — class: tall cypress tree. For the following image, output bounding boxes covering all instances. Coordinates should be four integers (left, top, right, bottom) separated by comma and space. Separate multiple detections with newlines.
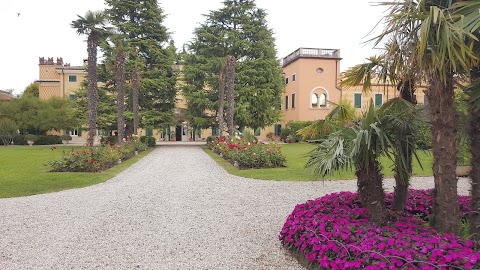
104, 0, 177, 130
183, 0, 283, 132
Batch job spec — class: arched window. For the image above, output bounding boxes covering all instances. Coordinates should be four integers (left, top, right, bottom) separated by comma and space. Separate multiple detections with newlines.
310, 87, 329, 109
311, 93, 318, 108
319, 93, 327, 107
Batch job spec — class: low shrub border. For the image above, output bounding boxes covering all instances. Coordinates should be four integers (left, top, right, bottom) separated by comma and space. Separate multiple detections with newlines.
208, 137, 286, 169
279, 190, 480, 269
47, 136, 148, 172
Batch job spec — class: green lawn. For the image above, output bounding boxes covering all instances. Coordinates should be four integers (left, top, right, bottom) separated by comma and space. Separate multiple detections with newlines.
0, 145, 154, 198
205, 143, 433, 181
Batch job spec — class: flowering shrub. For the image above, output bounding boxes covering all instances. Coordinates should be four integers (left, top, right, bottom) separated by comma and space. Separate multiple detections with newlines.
47, 136, 147, 172
208, 137, 286, 169
279, 190, 480, 269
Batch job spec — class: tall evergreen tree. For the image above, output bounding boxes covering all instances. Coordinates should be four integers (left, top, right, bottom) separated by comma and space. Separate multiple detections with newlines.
183, 0, 283, 132
104, 0, 177, 130
113, 38, 126, 144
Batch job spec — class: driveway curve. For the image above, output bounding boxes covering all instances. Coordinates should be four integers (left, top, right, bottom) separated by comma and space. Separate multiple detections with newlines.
0, 146, 470, 269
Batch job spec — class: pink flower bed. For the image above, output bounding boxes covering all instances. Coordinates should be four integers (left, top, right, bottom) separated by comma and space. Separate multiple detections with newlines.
279, 190, 480, 269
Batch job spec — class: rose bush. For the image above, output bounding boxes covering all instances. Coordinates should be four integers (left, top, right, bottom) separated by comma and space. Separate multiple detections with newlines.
48, 136, 147, 172
279, 190, 480, 269
208, 137, 285, 169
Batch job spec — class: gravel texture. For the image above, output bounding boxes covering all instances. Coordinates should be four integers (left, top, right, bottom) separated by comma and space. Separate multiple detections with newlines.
0, 146, 471, 269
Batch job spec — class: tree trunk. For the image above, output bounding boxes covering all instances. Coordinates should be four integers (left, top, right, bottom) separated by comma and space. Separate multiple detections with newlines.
356, 160, 386, 226
392, 79, 416, 211
225, 55, 236, 136
469, 66, 480, 240
427, 72, 459, 235
86, 32, 99, 149
131, 68, 140, 135
218, 70, 225, 137
115, 46, 126, 144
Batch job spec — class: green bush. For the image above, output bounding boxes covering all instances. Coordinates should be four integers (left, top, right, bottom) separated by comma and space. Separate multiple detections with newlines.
60, 135, 72, 141
24, 134, 38, 142
288, 121, 312, 142
13, 134, 27, 145
279, 128, 291, 142
100, 136, 117, 145
35, 135, 61, 145
140, 136, 156, 147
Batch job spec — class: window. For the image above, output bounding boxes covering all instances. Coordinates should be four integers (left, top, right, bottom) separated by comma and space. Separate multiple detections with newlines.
146, 129, 153, 136
354, 93, 362, 109
285, 77, 288, 84
319, 93, 327, 107
311, 93, 318, 108
69, 93, 77, 100
291, 93, 296, 109
374, 93, 383, 107
292, 74, 296, 82
285, 95, 289, 110
68, 75, 77, 82
274, 124, 281, 136
212, 127, 219, 136
69, 129, 79, 136
254, 128, 261, 136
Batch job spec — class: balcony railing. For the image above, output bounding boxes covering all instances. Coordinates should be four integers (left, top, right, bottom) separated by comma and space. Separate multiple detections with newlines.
282, 48, 340, 67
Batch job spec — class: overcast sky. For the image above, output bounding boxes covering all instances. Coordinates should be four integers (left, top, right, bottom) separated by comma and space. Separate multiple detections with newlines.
0, 0, 387, 95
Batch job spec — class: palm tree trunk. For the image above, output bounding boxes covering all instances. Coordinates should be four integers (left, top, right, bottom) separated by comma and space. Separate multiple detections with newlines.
226, 55, 236, 136
356, 160, 386, 226
86, 32, 99, 149
131, 69, 140, 135
469, 66, 480, 240
427, 72, 460, 235
392, 79, 416, 211
115, 46, 126, 144
218, 70, 225, 137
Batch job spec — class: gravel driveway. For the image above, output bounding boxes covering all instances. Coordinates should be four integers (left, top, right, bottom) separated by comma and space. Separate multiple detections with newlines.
0, 146, 471, 269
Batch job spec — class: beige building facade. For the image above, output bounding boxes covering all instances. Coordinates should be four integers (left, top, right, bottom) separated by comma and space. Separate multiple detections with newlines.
37, 49, 427, 143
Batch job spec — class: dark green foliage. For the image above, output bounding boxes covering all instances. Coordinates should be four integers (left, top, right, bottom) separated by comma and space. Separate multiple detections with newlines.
104, 0, 177, 128
140, 136, 156, 147
100, 136, 117, 145
0, 95, 79, 135
22, 82, 39, 98
183, 0, 283, 131
288, 121, 313, 142
0, 118, 17, 145
13, 135, 62, 145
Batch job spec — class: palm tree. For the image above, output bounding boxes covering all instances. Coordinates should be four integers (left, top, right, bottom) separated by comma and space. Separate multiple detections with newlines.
71, 11, 107, 148
342, 52, 420, 211
372, 0, 478, 235
453, 0, 480, 240
307, 101, 402, 225
112, 37, 126, 144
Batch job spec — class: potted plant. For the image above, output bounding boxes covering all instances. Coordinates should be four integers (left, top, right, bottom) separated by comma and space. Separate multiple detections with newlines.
60, 135, 72, 145
25, 134, 37, 146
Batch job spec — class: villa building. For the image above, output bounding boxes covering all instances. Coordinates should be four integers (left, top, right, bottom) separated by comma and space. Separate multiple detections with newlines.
0, 90, 15, 101
37, 48, 427, 143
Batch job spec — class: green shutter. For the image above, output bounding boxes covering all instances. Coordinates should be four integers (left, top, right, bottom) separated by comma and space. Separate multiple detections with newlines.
354, 93, 362, 109
254, 128, 261, 136
275, 124, 282, 135
212, 127, 219, 136
146, 128, 153, 136
375, 93, 383, 107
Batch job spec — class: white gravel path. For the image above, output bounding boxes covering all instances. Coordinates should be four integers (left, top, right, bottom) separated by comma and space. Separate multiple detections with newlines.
0, 146, 471, 269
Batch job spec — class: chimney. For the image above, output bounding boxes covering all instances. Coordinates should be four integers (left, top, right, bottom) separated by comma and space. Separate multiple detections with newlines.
39, 57, 45, 65
56, 57, 63, 65
47, 57, 54, 65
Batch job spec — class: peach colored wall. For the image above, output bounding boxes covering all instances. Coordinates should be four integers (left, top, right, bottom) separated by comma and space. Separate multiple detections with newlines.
282, 57, 341, 122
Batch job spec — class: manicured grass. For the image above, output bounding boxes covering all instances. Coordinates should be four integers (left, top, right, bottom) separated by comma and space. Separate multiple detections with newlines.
0, 145, 154, 198
204, 143, 433, 181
